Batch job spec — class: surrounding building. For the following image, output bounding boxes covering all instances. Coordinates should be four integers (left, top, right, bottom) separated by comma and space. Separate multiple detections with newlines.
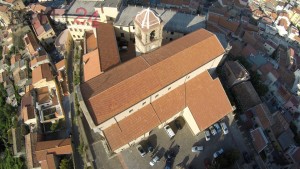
222, 61, 250, 88
31, 13, 56, 45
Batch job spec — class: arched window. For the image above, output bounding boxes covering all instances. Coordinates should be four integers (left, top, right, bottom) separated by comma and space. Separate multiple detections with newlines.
150, 30, 155, 41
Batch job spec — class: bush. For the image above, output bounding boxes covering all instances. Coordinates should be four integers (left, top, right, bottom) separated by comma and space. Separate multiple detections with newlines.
59, 157, 73, 169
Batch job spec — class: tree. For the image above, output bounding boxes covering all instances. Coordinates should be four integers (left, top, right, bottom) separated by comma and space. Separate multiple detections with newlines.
216, 149, 240, 168
60, 157, 73, 169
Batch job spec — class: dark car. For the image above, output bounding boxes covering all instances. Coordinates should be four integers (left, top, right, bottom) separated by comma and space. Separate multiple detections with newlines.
175, 119, 182, 130
165, 158, 172, 169
243, 152, 251, 163
147, 142, 154, 153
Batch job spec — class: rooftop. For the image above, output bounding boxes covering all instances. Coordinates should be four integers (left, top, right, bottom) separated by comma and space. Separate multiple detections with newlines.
32, 63, 53, 84
66, 1, 102, 16
250, 127, 268, 153
115, 6, 206, 34
80, 29, 225, 125
83, 22, 120, 81
103, 71, 232, 151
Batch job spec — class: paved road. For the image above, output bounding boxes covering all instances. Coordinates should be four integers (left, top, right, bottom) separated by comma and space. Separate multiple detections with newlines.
67, 49, 84, 169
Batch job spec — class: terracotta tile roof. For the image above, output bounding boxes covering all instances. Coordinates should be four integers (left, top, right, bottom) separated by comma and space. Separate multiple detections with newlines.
22, 106, 35, 122
35, 138, 72, 162
96, 22, 120, 71
36, 86, 50, 104
25, 133, 39, 168
217, 16, 240, 32
81, 29, 225, 125
23, 32, 40, 56
252, 103, 272, 129
41, 154, 57, 169
83, 22, 120, 81
250, 127, 268, 153
55, 60, 65, 70
208, 12, 221, 23
99, 71, 232, 151
21, 92, 33, 108
103, 105, 160, 151
277, 85, 292, 102
85, 31, 97, 53
32, 14, 45, 36
186, 71, 232, 130
83, 49, 102, 82
28, 3, 48, 13
0, 5, 8, 12
10, 54, 21, 65
32, 63, 53, 85
232, 81, 262, 112
30, 55, 48, 68
152, 85, 186, 122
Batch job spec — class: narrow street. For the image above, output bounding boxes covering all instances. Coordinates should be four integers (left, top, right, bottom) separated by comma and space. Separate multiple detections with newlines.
67, 49, 84, 169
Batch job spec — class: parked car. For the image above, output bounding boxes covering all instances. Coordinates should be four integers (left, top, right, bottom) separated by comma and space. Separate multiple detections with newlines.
147, 142, 154, 153
175, 119, 182, 130
136, 144, 146, 157
204, 130, 210, 141
213, 148, 224, 158
213, 123, 221, 133
220, 122, 229, 134
209, 126, 217, 135
149, 156, 160, 166
243, 152, 251, 163
165, 158, 172, 169
191, 146, 204, 152
164, 125, 175, 138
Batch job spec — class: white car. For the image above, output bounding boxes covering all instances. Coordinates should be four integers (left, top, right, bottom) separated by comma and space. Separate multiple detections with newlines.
164, 125, 175, 138
149, 156, 160, 166
220, 122, 229, 135
192, 146, 204, 152
213, 148, 224, 158
213, 123, 221, 133
204, 130, 211, 141
209, 126, 217, 135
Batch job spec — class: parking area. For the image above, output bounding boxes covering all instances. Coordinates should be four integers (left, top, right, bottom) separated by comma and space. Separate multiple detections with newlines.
120, 114, 242, 169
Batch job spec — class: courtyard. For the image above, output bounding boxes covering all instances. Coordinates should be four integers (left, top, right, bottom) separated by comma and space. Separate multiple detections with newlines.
120, 114, 242, 169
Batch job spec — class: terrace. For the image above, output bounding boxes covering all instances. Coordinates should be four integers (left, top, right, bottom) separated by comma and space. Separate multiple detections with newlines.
40, 106, 63, 123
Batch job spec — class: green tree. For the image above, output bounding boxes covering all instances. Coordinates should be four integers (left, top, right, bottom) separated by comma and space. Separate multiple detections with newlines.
60, 157, 73, 169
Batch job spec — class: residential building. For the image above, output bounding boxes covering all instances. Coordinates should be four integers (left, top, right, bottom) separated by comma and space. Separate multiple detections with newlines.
35, 138, 72, 169
32, 63, 55, 89
28, 3, 51, 13
222, 61, 250, 88
36, 87, 64, 124
30, 54, 50, 70
2, 0, 25, 10
251, 103, 274, 130
21, 92, 36, 126
25, 133, 41, 169
275, 12, 291, 36
31, 13, 56, 45
290, 7, 300, 27
23, 32, 43, 58
76, 29, 233, 153
232, 81, 262, 112
82, 22, 120, 81
285, 145, 300, 168
0, 4, 10, 26
250, 127, 269, 153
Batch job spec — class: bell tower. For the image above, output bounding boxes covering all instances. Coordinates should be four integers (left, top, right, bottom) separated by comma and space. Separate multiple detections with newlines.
134, 8, 163, 56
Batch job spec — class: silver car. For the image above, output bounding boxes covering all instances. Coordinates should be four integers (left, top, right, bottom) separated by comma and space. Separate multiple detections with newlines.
192, 146, 204, 152
209, 126, 217, 135
204, 130, 211, 141
149, 156, 160, 166
213, 148, 224, 158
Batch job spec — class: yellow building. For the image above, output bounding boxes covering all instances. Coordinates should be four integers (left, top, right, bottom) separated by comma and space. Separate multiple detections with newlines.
31, 13, 56, 45
290, 8, 300, 27
0, 4, 10, 26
